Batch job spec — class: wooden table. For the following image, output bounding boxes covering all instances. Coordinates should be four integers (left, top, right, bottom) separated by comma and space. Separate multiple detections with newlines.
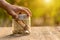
0, 27, 60, 40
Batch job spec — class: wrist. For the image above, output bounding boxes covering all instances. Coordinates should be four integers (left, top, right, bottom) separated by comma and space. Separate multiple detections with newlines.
0, 0, 12, 10
0, 0, 5, 1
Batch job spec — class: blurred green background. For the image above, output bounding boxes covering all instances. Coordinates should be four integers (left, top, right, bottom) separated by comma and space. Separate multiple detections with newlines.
0, 0, 60, 26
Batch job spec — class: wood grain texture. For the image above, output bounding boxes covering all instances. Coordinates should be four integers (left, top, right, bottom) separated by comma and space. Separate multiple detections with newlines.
0, 27, 60, 40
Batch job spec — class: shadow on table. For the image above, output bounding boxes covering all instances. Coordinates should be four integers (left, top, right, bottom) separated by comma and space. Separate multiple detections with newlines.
0, 34, 29, 40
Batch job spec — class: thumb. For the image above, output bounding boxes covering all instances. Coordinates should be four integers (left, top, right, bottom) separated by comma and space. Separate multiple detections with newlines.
8, 10, 18, 19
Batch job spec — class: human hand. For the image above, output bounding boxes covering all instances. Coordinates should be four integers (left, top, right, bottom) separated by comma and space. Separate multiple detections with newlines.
7, 5, 32, 19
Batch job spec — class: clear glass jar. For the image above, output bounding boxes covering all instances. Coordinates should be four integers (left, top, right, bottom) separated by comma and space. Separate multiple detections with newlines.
12, 13, 31, 34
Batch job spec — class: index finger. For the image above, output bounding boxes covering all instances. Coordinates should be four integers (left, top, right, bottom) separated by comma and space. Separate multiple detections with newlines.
23, 7, 32, 17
